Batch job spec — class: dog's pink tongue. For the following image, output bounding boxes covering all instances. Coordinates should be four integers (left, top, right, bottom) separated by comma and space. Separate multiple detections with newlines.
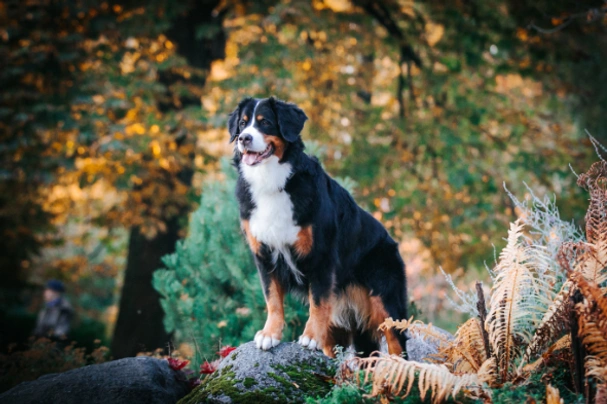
243, 152, 260, 166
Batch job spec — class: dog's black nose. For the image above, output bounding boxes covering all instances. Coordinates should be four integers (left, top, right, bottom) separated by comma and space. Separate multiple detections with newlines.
239, 133, 252, 146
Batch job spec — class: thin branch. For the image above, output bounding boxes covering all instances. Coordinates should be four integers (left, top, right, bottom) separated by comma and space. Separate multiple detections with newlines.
354, 0, 422, 120
528, 7, 607, 34
476, 281, 492, 358
569, 289, 586, 394
407, 59, 414, 102
586, 129, 607, 162
397, 56, 405, 119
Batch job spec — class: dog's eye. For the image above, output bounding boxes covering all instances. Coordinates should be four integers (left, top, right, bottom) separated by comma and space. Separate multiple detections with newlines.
239, 120, 246, 128
261, 119, 271, 126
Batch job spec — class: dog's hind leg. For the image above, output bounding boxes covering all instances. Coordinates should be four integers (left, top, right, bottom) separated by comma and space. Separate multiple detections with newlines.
367, 294, 408, 356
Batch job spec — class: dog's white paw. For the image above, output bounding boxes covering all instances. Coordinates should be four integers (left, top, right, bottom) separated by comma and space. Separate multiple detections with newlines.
254, 331, 280, 350
298, 335, 321, 351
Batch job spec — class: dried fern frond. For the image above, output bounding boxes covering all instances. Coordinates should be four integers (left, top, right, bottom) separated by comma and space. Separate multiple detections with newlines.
439, 318, 487, 374
571, 243, 607, 287
409, 322, 453, 348
576, 298, 607, 364
352, 353, 490, 403
380, 318, 453, 354
520, 280, 573, 368
546, 384, 564, 404
505, 183, 583, 280
439, 266, 480, 317
572, 273, 607, 330
487, 220, 555, 381
574, 160, 607, 285
522, 334, 572, 374
585, 356, 607, 385
596, 383, 607, 404
379, 317, 413, 334
476, 357, 497, 385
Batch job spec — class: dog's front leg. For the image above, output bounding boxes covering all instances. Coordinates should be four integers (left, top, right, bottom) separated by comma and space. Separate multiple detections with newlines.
254, 275, 285, 350
298, 284, 334, 357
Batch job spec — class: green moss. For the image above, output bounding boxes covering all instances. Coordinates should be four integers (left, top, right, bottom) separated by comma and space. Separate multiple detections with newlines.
243, 377, 258, 388
254, 362, 260, 367
179, 354, 334, 404
306, 384, 370, 404
491, 366, 583, 404
179, 371, 286, 404
230, 352, 238, 361
178, 362, 292, 404
276, 364, 333, 396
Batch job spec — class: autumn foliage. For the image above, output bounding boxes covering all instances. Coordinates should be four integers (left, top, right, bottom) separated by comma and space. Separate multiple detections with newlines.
343, 157, 607, 403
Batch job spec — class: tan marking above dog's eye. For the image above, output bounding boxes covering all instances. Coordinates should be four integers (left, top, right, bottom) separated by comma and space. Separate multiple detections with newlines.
256, 115, 264, 121
243, 115, 249, 121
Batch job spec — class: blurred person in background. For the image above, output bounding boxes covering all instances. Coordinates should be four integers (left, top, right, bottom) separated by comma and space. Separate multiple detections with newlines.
33, 280, 73, 340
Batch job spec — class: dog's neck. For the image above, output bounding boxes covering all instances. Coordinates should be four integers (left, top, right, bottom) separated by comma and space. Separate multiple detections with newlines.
241, 155, 292, 194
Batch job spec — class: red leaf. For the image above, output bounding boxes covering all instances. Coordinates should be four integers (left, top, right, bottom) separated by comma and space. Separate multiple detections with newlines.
217, 345, 237, 358
167, 357, 189, 371
199, 361, 217, 374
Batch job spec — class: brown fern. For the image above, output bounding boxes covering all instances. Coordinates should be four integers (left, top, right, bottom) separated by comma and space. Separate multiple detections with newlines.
522, 334, 572, 374
438, 318, 488, 374
487, 220, 554, 381
520, 280, 572, 368
546, 383, 564, 404
576, 161, 607, 246
379, 317, 453, 355
576, 299, 607, 365
352, 353, 491, 403
573, 160, 607, 285
572, 273, 607, 336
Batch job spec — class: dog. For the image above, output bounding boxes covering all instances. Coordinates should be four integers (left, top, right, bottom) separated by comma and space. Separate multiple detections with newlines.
229, 97, 408, 358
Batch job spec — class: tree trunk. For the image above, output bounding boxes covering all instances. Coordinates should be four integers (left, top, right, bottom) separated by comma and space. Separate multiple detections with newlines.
111, 0, 226, 358
111, 220, 180, 357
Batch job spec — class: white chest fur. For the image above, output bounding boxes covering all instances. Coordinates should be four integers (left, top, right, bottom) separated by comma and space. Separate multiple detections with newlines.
241, 156, 304, 282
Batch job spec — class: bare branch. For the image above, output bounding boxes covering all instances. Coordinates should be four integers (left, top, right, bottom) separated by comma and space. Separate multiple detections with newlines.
528, 7, 607, 34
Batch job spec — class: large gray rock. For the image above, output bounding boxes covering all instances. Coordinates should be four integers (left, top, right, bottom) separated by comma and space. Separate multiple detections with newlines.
0, 356, 190, 404
180, 342, 333, 404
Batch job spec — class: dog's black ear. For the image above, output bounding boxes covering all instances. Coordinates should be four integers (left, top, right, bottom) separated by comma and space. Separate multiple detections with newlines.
271, 97, 308, 143
228, 97, 252, 143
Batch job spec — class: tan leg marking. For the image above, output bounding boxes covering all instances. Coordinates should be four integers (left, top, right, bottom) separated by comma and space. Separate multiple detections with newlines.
368, 295, 403, 355
294, 226, 313, 257
255, 278, 285, 350
299, 290, 334, 357
241, 220, 261, 255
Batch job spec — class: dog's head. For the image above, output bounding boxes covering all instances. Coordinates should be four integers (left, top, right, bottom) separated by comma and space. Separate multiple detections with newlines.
228, 97, 308, 166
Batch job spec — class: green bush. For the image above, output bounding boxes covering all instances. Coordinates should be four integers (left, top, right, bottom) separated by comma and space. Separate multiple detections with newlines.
153, 159, 308, 367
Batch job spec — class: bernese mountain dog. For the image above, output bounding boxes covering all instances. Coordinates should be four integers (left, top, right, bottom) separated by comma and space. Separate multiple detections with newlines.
229, 96, 408, 358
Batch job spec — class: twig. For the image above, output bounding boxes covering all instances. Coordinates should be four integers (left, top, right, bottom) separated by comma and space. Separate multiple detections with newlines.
355, 0, 422, 120
569, 289, 586, 395
475, 282, 492, 358
397, 57, 405, 119
528, 7, 607, 34
586, 129, 607, 162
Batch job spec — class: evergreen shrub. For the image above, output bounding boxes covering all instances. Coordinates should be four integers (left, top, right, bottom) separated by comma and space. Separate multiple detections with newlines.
153, 160, 308, 366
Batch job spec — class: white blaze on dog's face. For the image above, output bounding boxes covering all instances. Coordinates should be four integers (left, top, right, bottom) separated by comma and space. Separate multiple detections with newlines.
228, 97, 308, 167
238, 103, 267, 156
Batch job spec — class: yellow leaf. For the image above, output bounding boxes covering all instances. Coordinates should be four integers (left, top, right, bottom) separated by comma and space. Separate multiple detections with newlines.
425, 23, 444, 47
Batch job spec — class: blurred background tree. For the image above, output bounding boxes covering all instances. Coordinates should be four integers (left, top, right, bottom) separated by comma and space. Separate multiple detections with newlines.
0, 0, 605, 356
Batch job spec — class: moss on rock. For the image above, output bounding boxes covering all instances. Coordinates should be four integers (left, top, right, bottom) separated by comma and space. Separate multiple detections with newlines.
178, 342, 334, 404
